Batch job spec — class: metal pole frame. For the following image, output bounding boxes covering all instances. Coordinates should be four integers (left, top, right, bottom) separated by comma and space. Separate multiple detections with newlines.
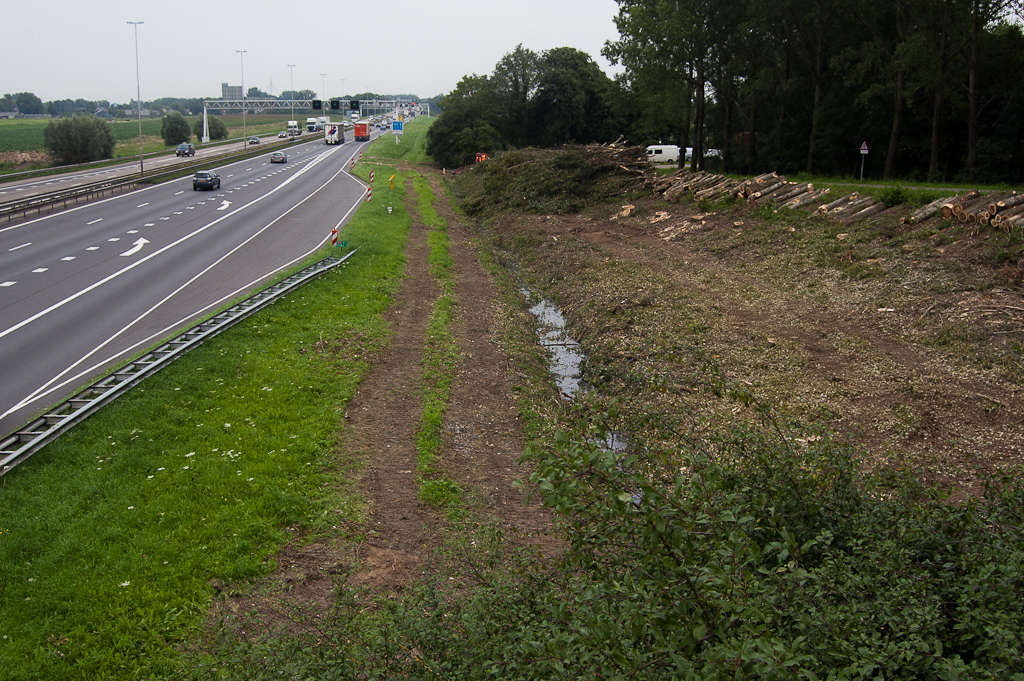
128, 21, 144, 176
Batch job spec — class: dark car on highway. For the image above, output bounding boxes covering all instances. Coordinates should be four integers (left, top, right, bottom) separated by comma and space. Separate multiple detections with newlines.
270, 152, 287, 163
176, 143, 195, 157
192, 170, 221, 190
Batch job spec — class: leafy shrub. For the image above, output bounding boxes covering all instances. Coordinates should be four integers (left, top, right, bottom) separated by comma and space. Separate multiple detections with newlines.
192, 115, 227, 141
42, 115, 115, 165
161, 111, 191, 146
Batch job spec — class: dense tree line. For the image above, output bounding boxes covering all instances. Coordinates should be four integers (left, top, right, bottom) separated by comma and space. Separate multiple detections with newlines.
605, 0, 1024, 183
426, 46, 632, 168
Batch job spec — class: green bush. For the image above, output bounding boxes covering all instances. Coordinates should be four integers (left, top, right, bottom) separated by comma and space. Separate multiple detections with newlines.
192, 115, 227, 141
42, 115, 116, 165
161, 111, 191, 146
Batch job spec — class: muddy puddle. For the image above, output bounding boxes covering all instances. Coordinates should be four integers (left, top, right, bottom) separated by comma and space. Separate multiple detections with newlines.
524, 291, 629, 456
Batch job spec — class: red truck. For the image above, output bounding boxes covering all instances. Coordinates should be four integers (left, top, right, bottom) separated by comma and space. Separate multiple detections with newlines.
354, 121, 371, 142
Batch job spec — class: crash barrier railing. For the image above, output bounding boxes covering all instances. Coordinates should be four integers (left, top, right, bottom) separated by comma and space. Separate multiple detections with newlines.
0, 136, 301, 222
0, 249, 356, 476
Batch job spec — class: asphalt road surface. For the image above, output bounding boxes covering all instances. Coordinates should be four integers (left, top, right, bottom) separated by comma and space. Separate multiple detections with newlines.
0, 130, 381, 438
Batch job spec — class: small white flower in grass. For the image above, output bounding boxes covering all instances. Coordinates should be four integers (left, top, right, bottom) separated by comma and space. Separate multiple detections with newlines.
147, 476, 154, 480
247, 478, 254, 482
127, 506, 134, 510
119, 581, 130, 587
224, 423, 231, 428
157, 467, 165, 471
183, 466, 190, 470
185, 452, 195, 458
27, 578, 34, 582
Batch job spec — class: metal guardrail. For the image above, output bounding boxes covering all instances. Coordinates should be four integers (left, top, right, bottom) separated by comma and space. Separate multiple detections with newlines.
0, 136, 299, 222
0, 249, 357, 476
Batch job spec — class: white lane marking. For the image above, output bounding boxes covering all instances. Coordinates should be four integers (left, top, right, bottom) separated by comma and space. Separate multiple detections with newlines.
87, 218, 103, 225
175, 191, 184, 195
173, 211, 183, 215
226, 174, 234, 178
61, 257, 76, 261
119, 238, 150, 257
1, 281, 15, 287
217, 200, 231, 211
87, 247, 99, 251
144, 223, 155, 227
159, 217, 170, 221
137, 203, 149, 208
2, 146, 351, 415
107, 237, 120, 242
32, 268, 48, 273
8, 243, 31, 252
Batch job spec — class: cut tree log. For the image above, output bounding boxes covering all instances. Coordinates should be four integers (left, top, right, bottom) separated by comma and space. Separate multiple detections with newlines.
819, 193, 859, 214
833, 195, 876, 215
843, 201, 886, 224
774, 183, 813, 204
993, 193, 1024, 215
905, 196, 954, 224
788, 188, 830, 210
750, 180, 789, 202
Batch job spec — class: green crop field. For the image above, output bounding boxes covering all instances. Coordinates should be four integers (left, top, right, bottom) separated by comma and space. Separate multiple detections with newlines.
0, 114, 302, 156
0, 120, 48, 152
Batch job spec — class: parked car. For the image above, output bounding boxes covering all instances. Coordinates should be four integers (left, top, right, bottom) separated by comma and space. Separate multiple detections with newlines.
248, 136, 260, 145
176, 143, 195, 157
192, 170, 221, 190
270, 152, 287, 163
278, 131, 287, 138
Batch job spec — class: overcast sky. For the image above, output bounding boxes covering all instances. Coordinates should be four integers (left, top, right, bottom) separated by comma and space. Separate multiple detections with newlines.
2, 0, 624, 105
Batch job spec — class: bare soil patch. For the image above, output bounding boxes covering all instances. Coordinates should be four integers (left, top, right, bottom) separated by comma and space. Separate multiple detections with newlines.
498, 197, 1022, 500
213, 167, 554, 632
0, 150, 49, 168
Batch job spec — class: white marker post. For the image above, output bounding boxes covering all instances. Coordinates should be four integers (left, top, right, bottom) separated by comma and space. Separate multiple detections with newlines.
860, 141, 869, 180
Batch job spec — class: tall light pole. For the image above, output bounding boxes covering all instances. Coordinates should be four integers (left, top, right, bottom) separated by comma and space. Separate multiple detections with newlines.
287, 64, 295, 118
127, 21, 144, 176
320, 73, 326, 102
340, 78, 345, 97
236, 50, 247, 147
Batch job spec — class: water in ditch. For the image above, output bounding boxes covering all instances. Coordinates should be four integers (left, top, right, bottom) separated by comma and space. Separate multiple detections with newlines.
525, 291, 629, 456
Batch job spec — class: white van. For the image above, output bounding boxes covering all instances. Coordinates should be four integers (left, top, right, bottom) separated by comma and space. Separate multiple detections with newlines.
645, 144, 680, 164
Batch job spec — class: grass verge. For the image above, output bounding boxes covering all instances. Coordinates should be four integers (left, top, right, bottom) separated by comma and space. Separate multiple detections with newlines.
0, 134, 415, 680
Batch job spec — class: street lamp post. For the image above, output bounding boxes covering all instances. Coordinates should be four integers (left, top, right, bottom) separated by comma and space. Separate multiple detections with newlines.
320, 73, 327, 105
127, 21, 144, 176
236, 50, 247, 147
287, 64, 295, 118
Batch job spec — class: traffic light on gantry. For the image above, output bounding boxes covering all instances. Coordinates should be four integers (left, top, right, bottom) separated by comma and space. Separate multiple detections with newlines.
330, 100, 340, 110
311, 100, 322, 110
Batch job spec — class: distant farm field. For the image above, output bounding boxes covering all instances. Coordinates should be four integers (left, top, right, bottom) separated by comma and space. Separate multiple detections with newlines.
0, 114, 300, 155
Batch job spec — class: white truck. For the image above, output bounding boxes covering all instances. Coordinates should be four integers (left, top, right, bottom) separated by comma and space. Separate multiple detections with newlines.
324, 122, 345, 145
305, 117, 318, 132
317, 116, 329, 130
287, 120, 300, 136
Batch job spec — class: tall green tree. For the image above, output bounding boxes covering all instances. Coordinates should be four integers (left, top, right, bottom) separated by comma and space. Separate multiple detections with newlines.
491, 44, 540, 147
42, 115, 116, 165
15, 92, 44, 115
160, 111, 191, 146
533, 47, 617, 146
193, 115, 228, 141
425, 75, 500, 167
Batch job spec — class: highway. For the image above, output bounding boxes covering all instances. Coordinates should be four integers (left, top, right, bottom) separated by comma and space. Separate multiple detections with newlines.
0, 129, 379, 439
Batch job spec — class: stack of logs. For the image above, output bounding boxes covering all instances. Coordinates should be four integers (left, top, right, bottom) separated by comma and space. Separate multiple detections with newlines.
655, 170, 887, 225
655, 168, 1022, 232
918, 191, 1023, 232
